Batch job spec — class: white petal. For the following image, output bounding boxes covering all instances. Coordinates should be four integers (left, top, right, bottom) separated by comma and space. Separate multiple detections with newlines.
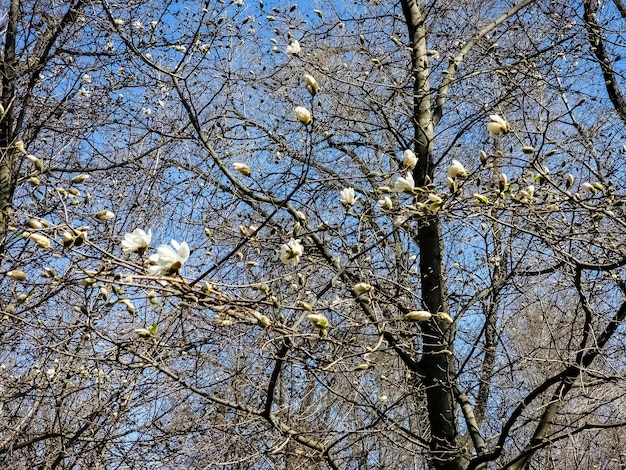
177, 241, 190, 262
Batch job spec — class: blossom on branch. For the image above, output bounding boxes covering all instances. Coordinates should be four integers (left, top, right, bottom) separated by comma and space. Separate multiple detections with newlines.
279, 238, 303, 265
487, 114, 510, 133
294, 106, 312, 125
148, 240, 190, 275
286, 40, 301, 55
340, 187, 357, 206
304, 74, 319, 95
121, 228, 152, 255
233, 162, 251, 176
447, 160, 468, 179
402, 149, 417, 169
393, 172, 415, 193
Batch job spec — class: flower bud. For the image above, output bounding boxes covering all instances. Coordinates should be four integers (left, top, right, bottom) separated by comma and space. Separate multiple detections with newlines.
72, 174, 90, 184
304, 74, 319, 95
29, 233, 51, 249
233, 162, 251, 176
404, 310, 432, 321
294, 106, 312, 125
95, 210, 115, 221
7, 270, 27, 281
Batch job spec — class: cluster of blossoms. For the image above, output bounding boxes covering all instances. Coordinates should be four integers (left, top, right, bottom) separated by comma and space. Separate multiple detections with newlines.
121, 228, 189, 275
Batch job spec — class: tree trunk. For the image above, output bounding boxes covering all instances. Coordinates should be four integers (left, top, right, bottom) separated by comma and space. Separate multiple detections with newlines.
0, 0, 19, 262
401, 1, 463, 468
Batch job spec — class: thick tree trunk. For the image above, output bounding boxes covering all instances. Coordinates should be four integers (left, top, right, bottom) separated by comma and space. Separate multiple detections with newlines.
400, 1, 463, 468
0, 0, 19, 262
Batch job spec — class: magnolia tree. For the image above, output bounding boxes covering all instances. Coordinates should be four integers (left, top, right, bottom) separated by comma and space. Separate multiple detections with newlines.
2, 0, 626, 469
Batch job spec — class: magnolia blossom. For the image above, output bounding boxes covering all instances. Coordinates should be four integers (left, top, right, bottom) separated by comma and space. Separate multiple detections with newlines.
352, 282, 373, 295
304, 74, 319, 95
405, 310, 432, 321
95, 210, 115, 221
280, 238, 304, 265
402, 149, 417, 169
393, 172, 415, 193
519, 185, 535, 202
447, 159, 469, 179
487, 114, 510, 133
71, 174, 89, 184
233, 162, 251, 176
148, 240, 190, 275
377, 195, 393, 210
581, 182, 595, 193
121, 228, 152, 254
286, 40, 301, 55
436, 312, 454, 323
294, 106, 312, 125
25, 219, 43, 230
7, 270, 27, 281
29, 233, 51, 249
446, 176, 457, 192
499, 173, 508, 189
340, 187, 357, 205
428, 193, 444, 213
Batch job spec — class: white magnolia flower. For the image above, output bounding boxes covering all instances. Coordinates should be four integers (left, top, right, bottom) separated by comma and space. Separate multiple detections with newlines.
233, 162, 251, 176
393, 172, 415, 193
581, 182, 596, 193
304, 74, 319, 95
121, 228, 152, 254
95, 210, 115, 221
402, 149, 417, 169
280, 238, 304, 265
405, 310, 432, 321
294, 106, 312, 125
81, 74, 92, 84
447, 159, 469, 179
148, 240, 190, 275
286, 40, 301, 55
71, 174, 89, 184
29, 233, 51, 249
133, 20, 144, 31
378, 195, 393, 210
487, 114, 510, 133
340, 187, 357, 205
499, 173, 508, 189
7, 270, 27, 281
